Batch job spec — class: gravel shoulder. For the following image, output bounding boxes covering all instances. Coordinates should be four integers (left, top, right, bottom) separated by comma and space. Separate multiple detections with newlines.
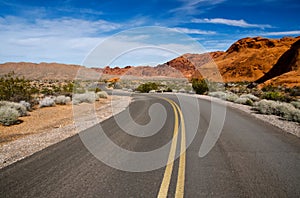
0, 95, 131, 169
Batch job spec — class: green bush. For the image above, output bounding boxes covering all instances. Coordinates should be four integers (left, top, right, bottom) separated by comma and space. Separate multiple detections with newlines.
62, 82, 74, 94
40, 87, 54, 95
0, 72, 33, 102
262, 92, 286, 102
192, 79, 208, 95
136, 82, 159, 93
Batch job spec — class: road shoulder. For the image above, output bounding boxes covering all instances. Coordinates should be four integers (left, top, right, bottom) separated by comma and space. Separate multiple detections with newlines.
0, 95, 131, 169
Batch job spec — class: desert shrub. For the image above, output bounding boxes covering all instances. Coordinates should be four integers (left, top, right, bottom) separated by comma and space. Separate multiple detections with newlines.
165, 87, 173, 92
254, 99, 300, 123
192, 79, 208, 95
136, 82, 159, 93
288, 110, 300, 123
40, 87, 54, 96
285, 86, 300, 96
19, 100, 31, 111
224, 92, 239, 102
62, 82, 74, 94
240, 94, 259, 101
291, 101, 300, 109
262, 91, 286, 102
39, 97, 56, 108
96, 91, 108, 99
234, 97, 254, 106
261, 85, 277, 92
73, 92, 98, 104
0, 106, 19, 126
55, 95, 71, 105
208, 91, 227, 99
88, 87, 102, 93
275, 103, 295, 117
0, 72, 34, 102
0, 101, 28, 116
254, 100, 278, 115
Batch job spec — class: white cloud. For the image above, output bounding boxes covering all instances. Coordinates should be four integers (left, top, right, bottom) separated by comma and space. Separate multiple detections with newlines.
0, 16, 121, 64
0, 16, 214, 66
192, 18, 272, 28
170, 0, 226, 15
261, 30, 300, 36
172, 27, 216, 35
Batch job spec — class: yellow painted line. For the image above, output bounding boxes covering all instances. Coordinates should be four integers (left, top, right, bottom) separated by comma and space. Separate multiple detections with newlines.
157, 97, 187, 198
157, 99, 179, 198
173, 101, 186, 198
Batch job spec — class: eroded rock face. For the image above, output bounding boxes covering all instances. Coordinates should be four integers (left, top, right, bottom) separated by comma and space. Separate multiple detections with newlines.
255, 39, 300, 87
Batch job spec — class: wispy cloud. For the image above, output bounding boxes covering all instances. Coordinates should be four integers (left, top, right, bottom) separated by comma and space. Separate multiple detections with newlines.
0, 16, 206, 66
192, 18, 272, 28
56, 7, 104, 15
170, 0, 226, 15
0, 16, 121, 64
261, 30, 300, 36
172, 27, 216, 35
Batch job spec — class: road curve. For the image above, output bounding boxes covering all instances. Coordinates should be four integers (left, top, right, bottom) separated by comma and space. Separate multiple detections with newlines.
0, 94, 299, 197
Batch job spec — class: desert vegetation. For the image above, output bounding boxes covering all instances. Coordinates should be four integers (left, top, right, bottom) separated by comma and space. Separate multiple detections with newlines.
192, 79, 300, 123
0, 73, 109, 126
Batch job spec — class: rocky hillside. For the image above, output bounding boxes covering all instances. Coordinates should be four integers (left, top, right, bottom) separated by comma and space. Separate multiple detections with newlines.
201, 37, 299, 82
164, 52, 224, 79
93, 65, 184, 78
255, 39, 300, 87
0, 62, 99, 80
1, 36, 299, 87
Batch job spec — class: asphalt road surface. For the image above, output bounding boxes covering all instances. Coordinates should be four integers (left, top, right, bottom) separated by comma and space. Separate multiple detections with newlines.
1, 94, 299, 197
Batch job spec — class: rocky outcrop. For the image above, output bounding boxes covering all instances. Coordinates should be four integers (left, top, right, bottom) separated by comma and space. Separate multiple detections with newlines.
255, 39, 300, 83
254, 39, 300, 87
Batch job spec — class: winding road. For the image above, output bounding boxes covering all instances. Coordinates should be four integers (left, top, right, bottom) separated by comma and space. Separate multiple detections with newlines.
1, 94, 299, 197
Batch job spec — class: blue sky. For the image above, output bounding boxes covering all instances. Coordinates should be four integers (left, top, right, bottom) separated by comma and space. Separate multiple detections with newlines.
0, 0, 299, 67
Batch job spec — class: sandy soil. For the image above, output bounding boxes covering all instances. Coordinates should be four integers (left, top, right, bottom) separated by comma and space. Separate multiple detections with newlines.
0, 98, 109, 145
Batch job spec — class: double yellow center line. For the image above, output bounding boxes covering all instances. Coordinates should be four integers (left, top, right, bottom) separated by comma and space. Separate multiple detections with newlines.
157, 97, 186, 198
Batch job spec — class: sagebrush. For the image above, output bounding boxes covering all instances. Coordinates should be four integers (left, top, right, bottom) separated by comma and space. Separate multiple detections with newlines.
39, 97, 56, 108
254, 99, 300, 123
0, 106, 19, 126
73, 92, 98, 104
55, 95, 71, 105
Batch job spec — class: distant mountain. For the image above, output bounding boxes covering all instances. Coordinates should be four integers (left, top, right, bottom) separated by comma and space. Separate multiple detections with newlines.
1, 36, 300, 87
0, 62, 99, 80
